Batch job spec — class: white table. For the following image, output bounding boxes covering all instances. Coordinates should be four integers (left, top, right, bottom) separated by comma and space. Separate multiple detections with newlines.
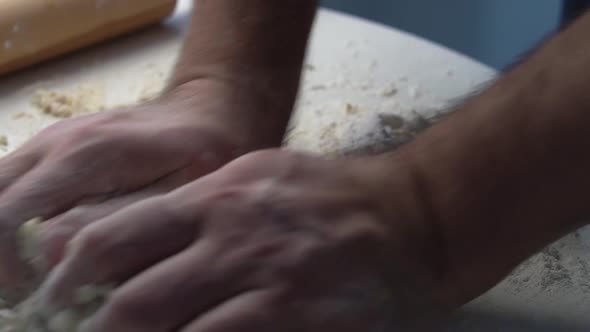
0, 1, 589, 330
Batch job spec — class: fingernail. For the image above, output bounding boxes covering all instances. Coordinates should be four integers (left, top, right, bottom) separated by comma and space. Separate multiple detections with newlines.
18, 218, 44, 267
65, 236, 81, 257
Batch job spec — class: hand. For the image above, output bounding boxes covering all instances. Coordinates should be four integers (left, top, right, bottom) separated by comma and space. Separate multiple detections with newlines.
0, 79, 281, 296
40, 150, 446, 332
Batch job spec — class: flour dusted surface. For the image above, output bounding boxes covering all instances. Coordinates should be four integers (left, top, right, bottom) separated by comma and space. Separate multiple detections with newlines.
0, 32, 588, 329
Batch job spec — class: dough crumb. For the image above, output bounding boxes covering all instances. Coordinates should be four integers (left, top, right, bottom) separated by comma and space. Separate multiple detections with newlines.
379, 113, 405, 131
408, 86, 421, 99
31, 85, 105, 118
380, 85, 398, 97
310, 84, 327, 91
345, 103, 360, 115
12, 112, 33, 120
304, 64, 316, 71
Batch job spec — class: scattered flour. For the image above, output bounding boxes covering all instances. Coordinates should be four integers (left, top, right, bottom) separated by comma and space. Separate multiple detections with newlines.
506, 238, 590, 295
345, 103, 360, 115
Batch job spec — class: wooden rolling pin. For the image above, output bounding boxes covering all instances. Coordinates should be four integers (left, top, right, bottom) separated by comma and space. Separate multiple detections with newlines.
0, 0, 177, 76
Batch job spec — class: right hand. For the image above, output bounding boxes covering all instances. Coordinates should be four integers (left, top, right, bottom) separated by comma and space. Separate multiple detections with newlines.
0, 79, 284, 299
39, 150, 445, 332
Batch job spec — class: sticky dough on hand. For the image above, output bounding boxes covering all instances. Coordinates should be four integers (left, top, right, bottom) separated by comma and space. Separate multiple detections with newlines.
0, 219, 112, 332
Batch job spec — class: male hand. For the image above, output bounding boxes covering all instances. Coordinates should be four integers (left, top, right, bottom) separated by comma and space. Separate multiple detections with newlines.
40, 150, 446, 332
0, 79, 279, 295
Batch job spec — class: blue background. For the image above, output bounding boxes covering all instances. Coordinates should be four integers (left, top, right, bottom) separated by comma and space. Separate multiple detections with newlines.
321, 0, 563, 69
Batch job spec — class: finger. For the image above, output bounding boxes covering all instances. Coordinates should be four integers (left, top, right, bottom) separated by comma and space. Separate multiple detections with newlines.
0, 150, 39, 194
182, 287, 395, 332
178, 289, 280, 332
76, 242, 253, 332
0, 161, 195, 292
0, 150, 42, 293
39, 167, 230, 309
0, 159, 106, 228
39, 194, 199, 309
0, 231, 35, 301
40, 167, 199, 269
40, 193, 163, 270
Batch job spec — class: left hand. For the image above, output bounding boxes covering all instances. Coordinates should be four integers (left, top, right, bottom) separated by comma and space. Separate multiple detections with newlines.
0, 78, 285, 295
39, 149, 446, 332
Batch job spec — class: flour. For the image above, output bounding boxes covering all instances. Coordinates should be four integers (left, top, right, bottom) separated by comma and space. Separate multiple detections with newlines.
505, 233, 590, 296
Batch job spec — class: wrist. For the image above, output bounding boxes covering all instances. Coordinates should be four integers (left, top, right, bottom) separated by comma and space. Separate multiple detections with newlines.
404, 81, 590, 308
161, 76, 295, 153
349, 153, 452, 312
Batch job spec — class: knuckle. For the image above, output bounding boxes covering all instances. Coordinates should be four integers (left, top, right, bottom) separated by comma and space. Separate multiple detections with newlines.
339, 219, 387, 251
38, 120, 70, 137
102, 291, 148, 329
229, 150, 310, 183
42, 114, 123, 156
42, 225, 74, 247
43, 210, 88, 244
281, 239, 326, 274
156, 197, 194, 227
39, 119, 90, 143
236, 149, 294, 168
54, 208, 87, 228
41, 229, 72, 267
69, 225, 108, 257
108, 291, 139, 315
230, 150, 280, 173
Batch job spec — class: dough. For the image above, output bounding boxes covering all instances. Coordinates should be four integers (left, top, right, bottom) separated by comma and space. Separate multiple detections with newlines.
31, 86, 105, 118
0, 220, 110, 332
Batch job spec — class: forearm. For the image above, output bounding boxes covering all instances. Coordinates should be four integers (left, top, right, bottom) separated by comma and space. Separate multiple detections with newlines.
376, 11, 590, 309
167, 0, 318, 147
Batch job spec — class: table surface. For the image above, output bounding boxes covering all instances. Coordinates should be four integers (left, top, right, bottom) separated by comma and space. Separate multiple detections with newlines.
0, 1, 589, 330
